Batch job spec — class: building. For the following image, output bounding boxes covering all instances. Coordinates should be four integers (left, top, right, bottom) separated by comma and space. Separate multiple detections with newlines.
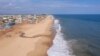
15, 15, 23, 23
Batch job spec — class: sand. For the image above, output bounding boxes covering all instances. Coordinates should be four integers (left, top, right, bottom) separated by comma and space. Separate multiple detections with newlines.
0, 16, 56, 56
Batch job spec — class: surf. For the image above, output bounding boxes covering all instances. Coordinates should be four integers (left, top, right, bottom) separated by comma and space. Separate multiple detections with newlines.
48, 15, 75, 56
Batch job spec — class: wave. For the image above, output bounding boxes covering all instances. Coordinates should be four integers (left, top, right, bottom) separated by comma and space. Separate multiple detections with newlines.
47, 16, 75, 56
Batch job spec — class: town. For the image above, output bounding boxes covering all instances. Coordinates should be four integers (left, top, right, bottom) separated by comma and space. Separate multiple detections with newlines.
0, 15, 47, 30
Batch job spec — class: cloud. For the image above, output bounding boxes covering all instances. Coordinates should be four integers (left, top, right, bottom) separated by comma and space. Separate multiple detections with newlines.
0, 0, 100, 14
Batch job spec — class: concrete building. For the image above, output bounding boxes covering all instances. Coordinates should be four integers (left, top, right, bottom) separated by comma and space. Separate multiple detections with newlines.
15, 15, 23, 23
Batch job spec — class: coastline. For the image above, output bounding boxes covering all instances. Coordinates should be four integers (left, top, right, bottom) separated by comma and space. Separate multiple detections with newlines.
0, 15, 56, 56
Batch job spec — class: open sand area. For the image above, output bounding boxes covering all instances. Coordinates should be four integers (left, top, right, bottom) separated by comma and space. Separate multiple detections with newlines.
0, 15, 56, 56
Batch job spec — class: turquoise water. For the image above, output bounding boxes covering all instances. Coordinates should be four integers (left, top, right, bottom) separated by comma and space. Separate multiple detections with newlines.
54, 14, 100, 56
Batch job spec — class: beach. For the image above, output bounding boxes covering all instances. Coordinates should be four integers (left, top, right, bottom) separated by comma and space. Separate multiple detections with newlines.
0, 15, 56, 56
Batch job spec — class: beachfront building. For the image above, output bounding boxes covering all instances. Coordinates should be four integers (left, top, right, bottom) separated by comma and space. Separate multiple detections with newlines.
0, 19, 4, 30
15, 15, 23, 24
0, 15, 18, 30
27, 15, 34, 23
33, 15, 38, 23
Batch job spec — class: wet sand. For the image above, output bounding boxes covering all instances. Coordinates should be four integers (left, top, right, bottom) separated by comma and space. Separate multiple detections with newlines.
0, 16, 56, 56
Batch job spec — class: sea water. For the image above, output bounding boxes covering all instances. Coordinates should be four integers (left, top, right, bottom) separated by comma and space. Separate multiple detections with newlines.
48, 16, 75, 56
48, 14, 100, 56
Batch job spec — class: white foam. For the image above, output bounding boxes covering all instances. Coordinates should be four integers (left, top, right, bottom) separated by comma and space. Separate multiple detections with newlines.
47, 18, 75, 56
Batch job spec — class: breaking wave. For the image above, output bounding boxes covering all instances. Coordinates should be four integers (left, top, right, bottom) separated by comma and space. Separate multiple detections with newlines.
48, 16, 75, 56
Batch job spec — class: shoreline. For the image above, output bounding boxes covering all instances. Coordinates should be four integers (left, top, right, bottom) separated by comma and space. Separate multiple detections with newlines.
0, 15, 56, 56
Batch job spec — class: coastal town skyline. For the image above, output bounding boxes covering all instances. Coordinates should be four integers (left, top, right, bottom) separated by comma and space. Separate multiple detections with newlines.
0, 0, 100, 14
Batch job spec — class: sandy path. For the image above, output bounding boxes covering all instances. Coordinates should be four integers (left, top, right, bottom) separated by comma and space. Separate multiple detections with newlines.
0, 16, 55, 56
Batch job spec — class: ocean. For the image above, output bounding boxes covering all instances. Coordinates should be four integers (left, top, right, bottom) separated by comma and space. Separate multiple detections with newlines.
48, 14, 100, 56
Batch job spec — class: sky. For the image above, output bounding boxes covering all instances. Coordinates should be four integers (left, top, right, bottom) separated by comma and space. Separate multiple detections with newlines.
0, 0, 100, 14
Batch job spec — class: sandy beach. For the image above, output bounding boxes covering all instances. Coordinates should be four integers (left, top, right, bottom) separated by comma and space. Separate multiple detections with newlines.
0, 15, 56, 56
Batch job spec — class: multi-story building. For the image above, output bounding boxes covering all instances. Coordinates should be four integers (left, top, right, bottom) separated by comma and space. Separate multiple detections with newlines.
15, 15, 23, 23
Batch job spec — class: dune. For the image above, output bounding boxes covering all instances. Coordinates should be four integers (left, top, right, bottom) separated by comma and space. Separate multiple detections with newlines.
0, 15, 56, 56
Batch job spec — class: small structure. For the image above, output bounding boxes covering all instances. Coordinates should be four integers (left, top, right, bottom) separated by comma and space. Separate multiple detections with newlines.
15, 15, 23, 24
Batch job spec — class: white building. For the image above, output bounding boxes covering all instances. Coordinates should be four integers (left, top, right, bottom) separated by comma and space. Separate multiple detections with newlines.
15, 15, 23, 23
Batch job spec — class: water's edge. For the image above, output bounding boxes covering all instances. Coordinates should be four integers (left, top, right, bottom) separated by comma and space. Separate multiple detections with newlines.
48, 16, 75, 56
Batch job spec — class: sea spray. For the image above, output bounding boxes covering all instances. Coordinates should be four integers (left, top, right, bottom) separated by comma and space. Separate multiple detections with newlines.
48, 17, 75, 56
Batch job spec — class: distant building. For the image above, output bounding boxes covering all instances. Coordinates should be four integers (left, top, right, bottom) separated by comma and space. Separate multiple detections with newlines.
15, 15, 23, 23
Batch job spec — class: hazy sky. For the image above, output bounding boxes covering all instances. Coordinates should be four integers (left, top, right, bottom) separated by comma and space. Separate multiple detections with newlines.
0, 0, 100, 14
